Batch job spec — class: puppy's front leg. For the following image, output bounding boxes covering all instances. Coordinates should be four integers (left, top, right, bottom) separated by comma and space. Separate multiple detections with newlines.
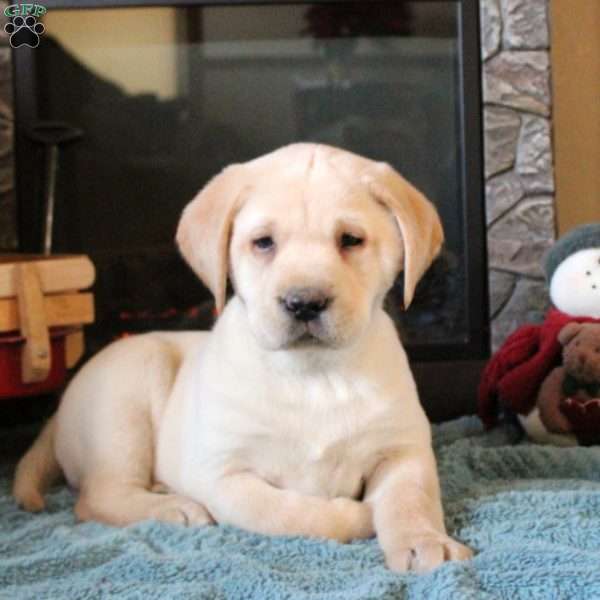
365, 445, 472, 573
206, 472, 374, 542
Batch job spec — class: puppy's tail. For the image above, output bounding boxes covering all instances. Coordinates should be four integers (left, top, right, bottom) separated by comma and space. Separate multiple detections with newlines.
13, 415, 61, 512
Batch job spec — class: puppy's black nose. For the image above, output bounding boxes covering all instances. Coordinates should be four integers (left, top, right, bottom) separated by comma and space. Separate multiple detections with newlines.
281, 288, 331, 322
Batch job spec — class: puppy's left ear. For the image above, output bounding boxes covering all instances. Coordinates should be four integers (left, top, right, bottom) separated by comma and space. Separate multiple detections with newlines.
176, 165, 247, 314
363, 163, 444, 309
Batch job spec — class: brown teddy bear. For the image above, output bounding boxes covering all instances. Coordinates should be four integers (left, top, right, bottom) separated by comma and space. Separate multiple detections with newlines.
536, 322, 600, 445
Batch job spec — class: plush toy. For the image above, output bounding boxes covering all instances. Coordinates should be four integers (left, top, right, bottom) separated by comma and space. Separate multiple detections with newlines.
479, 222, 600, 444
535, 322, 600, 446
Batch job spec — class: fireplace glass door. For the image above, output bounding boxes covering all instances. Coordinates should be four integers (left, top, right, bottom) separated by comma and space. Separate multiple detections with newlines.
16, 1, 487, 360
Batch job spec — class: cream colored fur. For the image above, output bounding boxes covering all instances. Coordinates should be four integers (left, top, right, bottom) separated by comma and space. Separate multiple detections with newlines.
13, 143, 472, 572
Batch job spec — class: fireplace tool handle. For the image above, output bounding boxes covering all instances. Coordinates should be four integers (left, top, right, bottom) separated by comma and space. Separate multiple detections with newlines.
26, 121, 83, 255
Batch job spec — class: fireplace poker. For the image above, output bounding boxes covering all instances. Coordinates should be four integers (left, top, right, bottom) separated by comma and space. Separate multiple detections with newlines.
26, 121, 83, 255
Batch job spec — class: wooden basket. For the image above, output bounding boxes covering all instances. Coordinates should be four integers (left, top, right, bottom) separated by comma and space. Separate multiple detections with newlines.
0, 254, 95, 399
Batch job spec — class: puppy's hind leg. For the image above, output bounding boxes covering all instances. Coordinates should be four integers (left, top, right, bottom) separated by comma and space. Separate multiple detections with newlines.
75, 478, 213, 527
74, 413, 213, 528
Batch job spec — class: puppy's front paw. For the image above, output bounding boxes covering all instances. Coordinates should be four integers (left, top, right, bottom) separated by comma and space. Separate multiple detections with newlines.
153, 497, 215, 527
385, 533, 472, 573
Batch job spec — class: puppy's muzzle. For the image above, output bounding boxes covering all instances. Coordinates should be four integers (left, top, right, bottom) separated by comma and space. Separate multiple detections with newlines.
280, 288, 332, 322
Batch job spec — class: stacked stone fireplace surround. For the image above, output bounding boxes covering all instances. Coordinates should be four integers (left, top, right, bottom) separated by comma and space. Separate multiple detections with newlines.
481, 0, 555, 351
0, 0, 555, 354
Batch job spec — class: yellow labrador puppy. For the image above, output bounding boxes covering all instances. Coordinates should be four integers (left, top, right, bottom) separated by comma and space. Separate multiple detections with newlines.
13, 143, 472, 572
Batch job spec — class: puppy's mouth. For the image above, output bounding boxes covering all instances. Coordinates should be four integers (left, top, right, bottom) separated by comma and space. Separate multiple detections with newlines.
286, 322, 329, 348
293, 331, 323, 346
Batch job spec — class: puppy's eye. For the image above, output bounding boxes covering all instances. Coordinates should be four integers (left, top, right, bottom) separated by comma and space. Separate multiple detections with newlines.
340, 233, 364, 249
253, 236, 275, 251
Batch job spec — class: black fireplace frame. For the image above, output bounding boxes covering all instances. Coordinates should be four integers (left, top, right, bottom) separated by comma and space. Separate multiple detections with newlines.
12, 0, 488, 420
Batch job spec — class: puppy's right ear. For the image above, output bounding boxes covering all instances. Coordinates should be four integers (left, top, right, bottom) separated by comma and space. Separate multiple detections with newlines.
176, 165, 247, 314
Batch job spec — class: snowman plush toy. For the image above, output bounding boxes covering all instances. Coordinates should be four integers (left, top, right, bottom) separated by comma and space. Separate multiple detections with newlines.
479, 222, 600, 445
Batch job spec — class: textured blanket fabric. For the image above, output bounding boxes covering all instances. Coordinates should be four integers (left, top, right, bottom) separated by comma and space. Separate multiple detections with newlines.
3, 416, 600, 599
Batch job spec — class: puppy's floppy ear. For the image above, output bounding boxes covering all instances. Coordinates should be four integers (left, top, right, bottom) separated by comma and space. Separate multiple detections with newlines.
363, 162, 444, 309
176, 165, 247, 314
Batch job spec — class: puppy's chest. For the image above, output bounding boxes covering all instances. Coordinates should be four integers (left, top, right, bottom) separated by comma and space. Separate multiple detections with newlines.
240, 384, 401, 498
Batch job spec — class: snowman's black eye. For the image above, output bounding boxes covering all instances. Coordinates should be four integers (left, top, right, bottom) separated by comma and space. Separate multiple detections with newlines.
586, 271, 592, 276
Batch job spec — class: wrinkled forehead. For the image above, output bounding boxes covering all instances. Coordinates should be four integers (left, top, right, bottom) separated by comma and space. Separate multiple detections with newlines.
234, 175, 380, 234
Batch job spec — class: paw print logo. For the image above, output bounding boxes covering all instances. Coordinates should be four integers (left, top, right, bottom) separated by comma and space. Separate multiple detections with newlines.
4, 15, 45, 48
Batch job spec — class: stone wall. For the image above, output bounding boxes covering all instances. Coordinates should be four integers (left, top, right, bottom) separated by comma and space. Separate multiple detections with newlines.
0, 1, 16, 251
481, 0, 556, 351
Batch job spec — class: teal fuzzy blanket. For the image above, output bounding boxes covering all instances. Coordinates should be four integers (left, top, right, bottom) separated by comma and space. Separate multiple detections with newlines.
3, 416, 600, 599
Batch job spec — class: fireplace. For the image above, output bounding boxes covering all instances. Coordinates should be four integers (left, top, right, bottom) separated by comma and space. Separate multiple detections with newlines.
12, 1, 487, 419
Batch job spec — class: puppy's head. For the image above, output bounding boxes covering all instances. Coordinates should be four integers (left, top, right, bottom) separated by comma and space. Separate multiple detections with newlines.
177, 144, 443, 350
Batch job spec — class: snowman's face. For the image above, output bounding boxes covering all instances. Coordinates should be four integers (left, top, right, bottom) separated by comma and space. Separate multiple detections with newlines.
550, 248, 600, 318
